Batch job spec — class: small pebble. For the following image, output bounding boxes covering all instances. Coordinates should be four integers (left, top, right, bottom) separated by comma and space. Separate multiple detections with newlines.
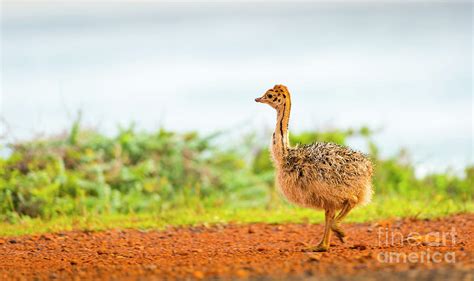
193, 271, 204, 279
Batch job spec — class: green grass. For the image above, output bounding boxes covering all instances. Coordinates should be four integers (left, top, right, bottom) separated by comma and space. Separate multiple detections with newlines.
1, 196, 472, 237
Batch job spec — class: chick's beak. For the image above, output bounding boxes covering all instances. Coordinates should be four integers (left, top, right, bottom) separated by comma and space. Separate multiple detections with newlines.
255, 97, 263, 103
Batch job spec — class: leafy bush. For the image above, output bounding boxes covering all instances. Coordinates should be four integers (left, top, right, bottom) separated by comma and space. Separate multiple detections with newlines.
0, 124, 471, 221
0, 126, 267, 219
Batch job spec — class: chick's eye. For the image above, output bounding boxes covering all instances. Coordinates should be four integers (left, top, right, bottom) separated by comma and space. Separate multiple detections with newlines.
267, 94, 273, 98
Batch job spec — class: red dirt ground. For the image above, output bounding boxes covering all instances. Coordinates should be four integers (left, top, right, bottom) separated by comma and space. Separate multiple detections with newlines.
0, 214, 472, 281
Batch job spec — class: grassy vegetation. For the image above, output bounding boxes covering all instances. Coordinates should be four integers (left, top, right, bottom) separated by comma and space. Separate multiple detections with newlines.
1, 197, 471, 237
0, 122, 472, 236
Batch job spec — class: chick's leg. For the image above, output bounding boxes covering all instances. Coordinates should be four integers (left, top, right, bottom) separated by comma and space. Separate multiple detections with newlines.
332, 201, 354, 243
309, 209, 335, 252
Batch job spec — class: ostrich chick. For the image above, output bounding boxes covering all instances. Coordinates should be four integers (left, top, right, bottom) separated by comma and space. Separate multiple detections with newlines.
255, 85, 373, 252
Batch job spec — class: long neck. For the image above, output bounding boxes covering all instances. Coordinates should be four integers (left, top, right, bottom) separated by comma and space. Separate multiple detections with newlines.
272, 94, 291, 163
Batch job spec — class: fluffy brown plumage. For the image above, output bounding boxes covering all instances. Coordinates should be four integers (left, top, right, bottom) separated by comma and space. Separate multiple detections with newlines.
255, 84, 373, 252
280, 143, 373, 210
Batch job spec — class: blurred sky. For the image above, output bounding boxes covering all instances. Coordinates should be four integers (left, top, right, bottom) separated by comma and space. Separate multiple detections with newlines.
1, 1, 473, 174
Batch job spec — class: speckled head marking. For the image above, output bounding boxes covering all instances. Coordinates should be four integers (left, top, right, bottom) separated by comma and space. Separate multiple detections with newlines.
255, 84, 292, 160
255, 84, 290, 111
